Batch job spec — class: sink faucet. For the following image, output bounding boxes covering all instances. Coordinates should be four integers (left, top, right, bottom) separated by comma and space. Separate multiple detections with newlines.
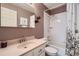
17, 37, 27, 49
18, 37, 26, 43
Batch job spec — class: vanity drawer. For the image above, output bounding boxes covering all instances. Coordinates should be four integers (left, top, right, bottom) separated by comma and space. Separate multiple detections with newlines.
33, 44, 46, 56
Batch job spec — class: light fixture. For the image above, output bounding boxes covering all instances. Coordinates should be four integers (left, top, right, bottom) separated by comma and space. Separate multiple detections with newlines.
35, 16, 41, 23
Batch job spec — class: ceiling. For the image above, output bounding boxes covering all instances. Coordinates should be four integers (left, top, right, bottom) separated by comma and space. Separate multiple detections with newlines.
43, 3, 64, 9
12, 3, 35, 13
12, 3, 65, 13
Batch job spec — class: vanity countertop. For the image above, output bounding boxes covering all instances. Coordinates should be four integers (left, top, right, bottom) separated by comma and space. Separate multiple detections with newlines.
0, 38, 47, 56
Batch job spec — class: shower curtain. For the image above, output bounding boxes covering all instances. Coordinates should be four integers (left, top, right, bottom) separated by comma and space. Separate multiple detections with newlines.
66, 3, 79, 56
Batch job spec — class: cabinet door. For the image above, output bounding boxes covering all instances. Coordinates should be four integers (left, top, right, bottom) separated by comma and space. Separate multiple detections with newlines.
39, 52, 45, 56
22, 51, 33, 56
33, 44, 46, 56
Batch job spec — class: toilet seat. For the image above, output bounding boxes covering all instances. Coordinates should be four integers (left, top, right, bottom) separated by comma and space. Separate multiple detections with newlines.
45, 46, 57, 54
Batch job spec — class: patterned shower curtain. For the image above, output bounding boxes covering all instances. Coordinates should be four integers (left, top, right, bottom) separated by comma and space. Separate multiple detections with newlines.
66, 3, 79, 56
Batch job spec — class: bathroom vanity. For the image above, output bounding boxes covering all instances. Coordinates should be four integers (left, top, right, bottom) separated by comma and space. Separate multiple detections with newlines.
0, 38, 47, 56
21, 43, 46, 56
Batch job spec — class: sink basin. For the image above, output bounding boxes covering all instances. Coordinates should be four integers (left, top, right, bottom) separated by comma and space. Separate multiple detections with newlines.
17, 43, 27, 49
17, 41, 36, 49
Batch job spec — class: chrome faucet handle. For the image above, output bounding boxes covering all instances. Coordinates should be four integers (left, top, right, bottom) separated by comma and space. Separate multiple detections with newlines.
18, 39, 21, 43
18, 36, 27, 44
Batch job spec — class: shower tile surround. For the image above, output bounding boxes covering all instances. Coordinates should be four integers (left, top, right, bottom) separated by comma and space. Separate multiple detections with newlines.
44, 4, 67, 56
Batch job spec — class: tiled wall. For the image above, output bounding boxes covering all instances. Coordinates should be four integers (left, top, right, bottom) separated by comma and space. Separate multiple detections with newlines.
49, 12, 67, 44
0, 3, 47, 41
32, 3, 47, 39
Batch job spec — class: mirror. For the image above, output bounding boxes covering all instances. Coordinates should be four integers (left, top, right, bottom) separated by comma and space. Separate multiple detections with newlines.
0, 3, 35, 28
1, 7, 17, 27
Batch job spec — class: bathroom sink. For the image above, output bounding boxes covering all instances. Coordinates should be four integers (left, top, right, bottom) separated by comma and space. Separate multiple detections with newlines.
26, 41, 36, 44
17, 43, 27, 49
17, 41, 36, 49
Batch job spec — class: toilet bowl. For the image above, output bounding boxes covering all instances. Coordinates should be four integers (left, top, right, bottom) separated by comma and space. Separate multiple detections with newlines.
45, 46, 58, 56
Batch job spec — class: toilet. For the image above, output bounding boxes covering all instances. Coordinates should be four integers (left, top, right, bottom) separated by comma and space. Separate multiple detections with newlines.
45, 46, 58, 56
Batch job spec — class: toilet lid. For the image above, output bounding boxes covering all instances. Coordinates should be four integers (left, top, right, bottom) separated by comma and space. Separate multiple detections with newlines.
45, 47, 57, 53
